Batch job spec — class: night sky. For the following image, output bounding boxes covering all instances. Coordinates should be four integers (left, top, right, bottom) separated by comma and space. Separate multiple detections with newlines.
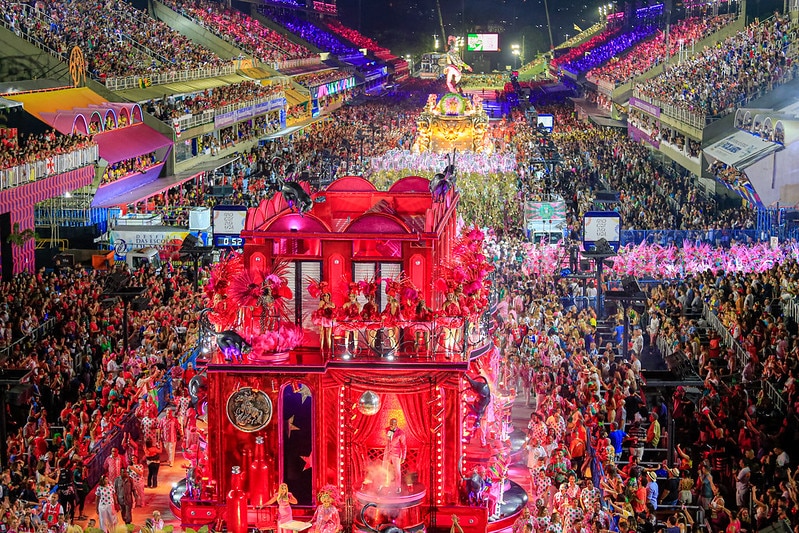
334, 0, 781, 69
335, 0, 603, 61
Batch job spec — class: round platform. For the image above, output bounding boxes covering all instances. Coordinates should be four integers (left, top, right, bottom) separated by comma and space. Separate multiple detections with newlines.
353, 483, 427, 508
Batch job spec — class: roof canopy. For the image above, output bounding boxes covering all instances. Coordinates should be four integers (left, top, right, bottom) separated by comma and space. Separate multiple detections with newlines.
704, 130, 782, 170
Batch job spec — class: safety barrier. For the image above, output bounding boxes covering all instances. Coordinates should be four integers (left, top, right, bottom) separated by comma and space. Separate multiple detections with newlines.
104, 65, 237, 92
0, 318, 57, 364
0, 145, 99, 190
620, 229, 760, 246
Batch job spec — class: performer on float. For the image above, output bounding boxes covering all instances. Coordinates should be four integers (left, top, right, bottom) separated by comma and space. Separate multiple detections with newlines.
440, 287, 462, 354
359, 280, 380, 350
444, 35, 472, 94
382, 280, 403, 353
338, 283, 362, 353
412, 299, 434, 354
309, 281, 335, 352
266, 483, 298, 533
381, 418, 407, 493
310, 486, 341, 533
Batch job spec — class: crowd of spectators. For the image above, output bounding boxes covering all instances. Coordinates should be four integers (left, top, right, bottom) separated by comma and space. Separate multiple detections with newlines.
293, 70, 352, 89
258, 6, 357, 56
0, 0, 227, 81
561, 24, 659, 75
324, 20, 391, 55
550, 27, 622, 70
588, 15, 735, 86
0, 261, 203, 528
0, 130, 95, 172
635, 14, 799, 119
144, 82, 284, 122
100, 152, 159, 185
516, 104, 756, 234
161, 0, 314, 63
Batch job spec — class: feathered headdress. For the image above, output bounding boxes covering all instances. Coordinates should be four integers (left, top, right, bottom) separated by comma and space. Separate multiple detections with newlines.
384, 278, 401, 298
307, 279, 330, 299
316, 484, 341, 506
358, 276, 381, 297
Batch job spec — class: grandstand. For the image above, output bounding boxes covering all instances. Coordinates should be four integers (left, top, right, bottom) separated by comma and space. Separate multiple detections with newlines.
0, 0, 404, 273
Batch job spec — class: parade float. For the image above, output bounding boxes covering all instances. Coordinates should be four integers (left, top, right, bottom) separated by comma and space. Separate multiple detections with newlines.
411, 93, 492, 154
172, 176, 527, 533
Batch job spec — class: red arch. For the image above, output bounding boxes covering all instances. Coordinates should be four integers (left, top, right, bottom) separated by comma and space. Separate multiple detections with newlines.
388, 176, 430, 193
324, 176, 377, 192
345, 213, 410, 234
265, 213, 331, 233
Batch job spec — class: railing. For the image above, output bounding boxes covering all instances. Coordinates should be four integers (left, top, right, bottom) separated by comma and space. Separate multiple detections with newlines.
104, 64, 237, 91
620, 229, 760, 246
172, 92, 284, 132
0, 317, 57, 364
0, 145, 99, 190
701, 301, 749, 372
275, 56, 322, 71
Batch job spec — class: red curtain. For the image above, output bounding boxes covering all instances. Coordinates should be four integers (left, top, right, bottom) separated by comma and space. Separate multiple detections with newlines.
397, 391, 433, 491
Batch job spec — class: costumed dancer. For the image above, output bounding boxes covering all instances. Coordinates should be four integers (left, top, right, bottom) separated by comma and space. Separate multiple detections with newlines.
311, 486, 341, 533
338, 283, 362, 353
359, 279, 381, 351
382, 279, 403, 354
444, 35, 472, 94
309, 281, 336, 352
412, 299, 434, 354
266, 483, 298, 533
381, 418, 407, 493
439, 285, 463, 355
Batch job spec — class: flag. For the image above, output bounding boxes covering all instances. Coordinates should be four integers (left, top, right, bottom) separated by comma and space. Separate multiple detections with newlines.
573, 23, 583, 32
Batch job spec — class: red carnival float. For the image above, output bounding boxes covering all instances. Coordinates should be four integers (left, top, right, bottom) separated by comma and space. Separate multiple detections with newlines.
173, 176, 527, 533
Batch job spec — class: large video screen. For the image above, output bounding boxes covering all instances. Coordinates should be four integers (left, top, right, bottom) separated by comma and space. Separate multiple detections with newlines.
467, 33, 499, 52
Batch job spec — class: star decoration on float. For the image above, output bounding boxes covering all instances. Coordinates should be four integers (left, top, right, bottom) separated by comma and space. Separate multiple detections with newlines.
296, 384, 312, 404
287, 415, 300, 438
300, 452, 313, 471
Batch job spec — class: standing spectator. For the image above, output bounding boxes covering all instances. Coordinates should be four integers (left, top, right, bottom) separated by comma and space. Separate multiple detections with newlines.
113, 470, 134, 525
41, 494, 64, 530
72, 458, 87, 520
103, 448, 123, 482
159, 409, 180, 467
696, 463, 716, 510
94, 476, 116, 533
145, 440, 162, 489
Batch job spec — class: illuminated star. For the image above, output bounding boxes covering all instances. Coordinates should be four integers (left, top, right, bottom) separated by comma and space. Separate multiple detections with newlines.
287, 415, 300, 438
300, 452, 313, 471
297, 384, 313, 404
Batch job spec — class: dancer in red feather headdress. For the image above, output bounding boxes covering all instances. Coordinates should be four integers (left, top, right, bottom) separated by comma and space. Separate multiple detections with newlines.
308, 280, 335, 352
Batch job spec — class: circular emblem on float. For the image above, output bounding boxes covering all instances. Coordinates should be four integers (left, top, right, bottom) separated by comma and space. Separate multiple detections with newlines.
538, 203, 555, 220
226, 387, 273, 432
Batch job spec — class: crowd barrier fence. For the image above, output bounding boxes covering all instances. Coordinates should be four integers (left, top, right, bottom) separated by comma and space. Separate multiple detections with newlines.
0, 146, 99, 190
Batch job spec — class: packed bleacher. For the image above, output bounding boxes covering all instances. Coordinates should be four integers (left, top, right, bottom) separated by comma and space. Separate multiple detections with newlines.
293, 70, 352, 89
0, 130, 96, 171
324, 20, 392, 56
550, 27, 622, 71
144, 82, 284, 122
561, 24, 659, 75
587, 15, 736, 86
0, 0, 227, 81
258, 6, 357, 56
635, 14, 799, 119
160, 0, 314, 64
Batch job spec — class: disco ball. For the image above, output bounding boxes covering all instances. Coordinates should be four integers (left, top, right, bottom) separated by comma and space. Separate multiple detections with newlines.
357, 391, 381, 416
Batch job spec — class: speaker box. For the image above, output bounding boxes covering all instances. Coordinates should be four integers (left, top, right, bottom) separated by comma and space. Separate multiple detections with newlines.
211, 185, 233, 196
181, 234, 200, 250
